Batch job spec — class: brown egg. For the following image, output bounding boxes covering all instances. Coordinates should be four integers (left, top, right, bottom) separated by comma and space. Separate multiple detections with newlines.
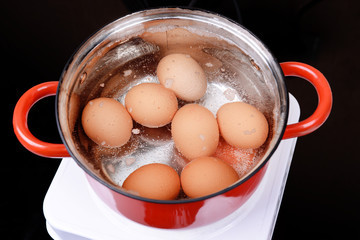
217, 102, 269, 149
157, 53, 207, 101
122, 163, 181, 200
171, 104, 219, 160
81, 98, 133, 148
125, 83, 178, 128
180, 156, 239, 198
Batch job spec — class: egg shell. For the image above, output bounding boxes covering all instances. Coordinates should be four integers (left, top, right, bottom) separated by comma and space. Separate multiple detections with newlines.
180, 156, 239, 198
122, 163, 181, 200
217, 102, 269, 149
81, 98, 133, 148
157, 53, 207, 101
171, 104, 219, 160
125, 83, 178, 128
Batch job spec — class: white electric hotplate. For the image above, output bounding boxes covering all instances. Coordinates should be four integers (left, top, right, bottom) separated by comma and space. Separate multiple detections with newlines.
44, 94, 300, 240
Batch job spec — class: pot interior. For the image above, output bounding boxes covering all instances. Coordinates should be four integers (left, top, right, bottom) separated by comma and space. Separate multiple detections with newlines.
57, 8, 288, 201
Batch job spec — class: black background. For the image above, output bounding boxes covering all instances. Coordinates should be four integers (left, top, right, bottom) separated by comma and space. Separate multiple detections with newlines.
2, 0, 359, 239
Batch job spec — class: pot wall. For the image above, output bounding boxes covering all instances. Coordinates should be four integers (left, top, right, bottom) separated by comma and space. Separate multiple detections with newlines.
86, 163, 267, 228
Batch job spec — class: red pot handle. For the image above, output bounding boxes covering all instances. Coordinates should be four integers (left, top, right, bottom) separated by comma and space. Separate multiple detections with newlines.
13, 81, 70, 158
281, 62, 332, 139
13, 63, 331, 157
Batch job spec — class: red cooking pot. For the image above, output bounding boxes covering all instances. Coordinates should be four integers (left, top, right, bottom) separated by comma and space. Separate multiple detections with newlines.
13, 8, 332, 229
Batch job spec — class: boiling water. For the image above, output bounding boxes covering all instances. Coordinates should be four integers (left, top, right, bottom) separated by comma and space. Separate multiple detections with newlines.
72, 31, 275, 196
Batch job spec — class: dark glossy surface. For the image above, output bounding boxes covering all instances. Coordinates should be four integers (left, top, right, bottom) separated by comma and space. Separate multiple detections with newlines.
3, 0, 359, 239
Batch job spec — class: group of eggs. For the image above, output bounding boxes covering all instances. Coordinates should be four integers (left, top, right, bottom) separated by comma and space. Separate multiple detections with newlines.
81, 53, 269, 200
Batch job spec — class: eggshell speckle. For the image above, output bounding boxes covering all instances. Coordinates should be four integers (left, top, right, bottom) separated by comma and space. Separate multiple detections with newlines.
171, 104, 219, 160
125, 83, 178, 128
214, 138, 256, 178
180, 156, 239, 198
122, 163, 181, 200
81, 98, 133, 148
217, 102, 269, 149
157, 53, 207, 101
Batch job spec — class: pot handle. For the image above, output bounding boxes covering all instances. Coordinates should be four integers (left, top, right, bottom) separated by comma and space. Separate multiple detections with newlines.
281, 62, 332, 139
13, 81, 70, 158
